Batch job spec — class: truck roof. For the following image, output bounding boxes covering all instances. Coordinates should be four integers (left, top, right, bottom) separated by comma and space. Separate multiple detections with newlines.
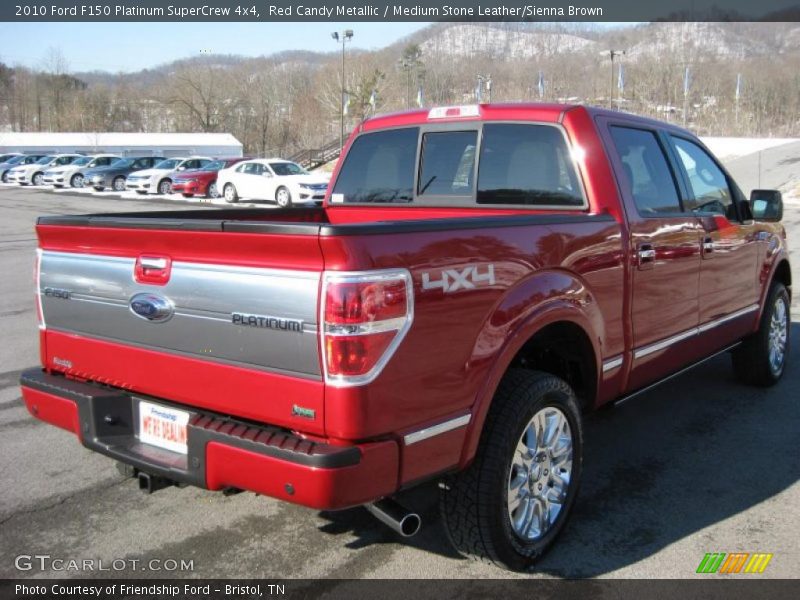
361, 102, 694, 138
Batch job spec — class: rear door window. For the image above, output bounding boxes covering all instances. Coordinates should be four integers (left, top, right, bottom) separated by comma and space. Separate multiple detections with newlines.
477, 124, 584, 206
417, 131, 477, 197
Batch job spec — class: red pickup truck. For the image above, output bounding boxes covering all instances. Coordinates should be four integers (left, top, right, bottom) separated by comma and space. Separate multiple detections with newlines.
21, 103, 790, 571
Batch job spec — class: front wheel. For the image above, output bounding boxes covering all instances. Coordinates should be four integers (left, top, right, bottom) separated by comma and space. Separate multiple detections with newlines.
113, 176, 126, 192
207, 181, 219, 198
223, 184, 238, 203
732, 282, 790, 386
32, 172, 44, 186
158, 179, 172, 195
440, 369, 583, 571
70, 174, 83, 188
275, 186, 292, 208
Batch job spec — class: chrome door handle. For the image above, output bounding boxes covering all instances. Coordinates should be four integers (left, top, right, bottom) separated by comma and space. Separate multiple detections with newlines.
637, 244, 656, 270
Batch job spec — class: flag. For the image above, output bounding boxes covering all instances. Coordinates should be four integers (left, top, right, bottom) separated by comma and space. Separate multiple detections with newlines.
342, 92, 349, 116
416, 87, 424, 108
735, 73, 742, 101
617, 64, 625, 94
537, 70, 545, 99
683, 67, 691, 96
369, 89, 377, 110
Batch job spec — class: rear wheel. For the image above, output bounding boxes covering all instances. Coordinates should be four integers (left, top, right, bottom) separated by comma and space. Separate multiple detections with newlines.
113, 176, 126, 192
732, 282, 790, 386
207, 182, 219, 198
70, 174, 83, 188
276, 186, 292, 208
440, 369, 583, 571
32, 172, 44, 186
158, 179, 172, 195
223, 184, 238, 203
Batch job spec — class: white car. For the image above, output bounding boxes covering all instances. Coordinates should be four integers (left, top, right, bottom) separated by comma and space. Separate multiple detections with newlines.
43, 154, 120, 188
125, 157, 213, 195
217, 159, 329, 206
7, 154, 82, 186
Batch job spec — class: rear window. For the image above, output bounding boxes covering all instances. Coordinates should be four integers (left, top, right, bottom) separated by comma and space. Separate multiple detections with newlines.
332, 127, 418, 203
418, 131, 477, 197
477, 124, 584, 206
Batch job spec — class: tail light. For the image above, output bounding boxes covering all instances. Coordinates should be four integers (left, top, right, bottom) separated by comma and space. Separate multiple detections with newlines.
34, 249, 45, 330
321, 269, 414, 386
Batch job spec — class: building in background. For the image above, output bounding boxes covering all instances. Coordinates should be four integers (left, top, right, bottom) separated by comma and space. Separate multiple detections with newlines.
0, 133, 243, 158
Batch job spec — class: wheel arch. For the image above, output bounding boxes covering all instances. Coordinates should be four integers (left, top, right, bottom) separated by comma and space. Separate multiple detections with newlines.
458, 272, 604, 469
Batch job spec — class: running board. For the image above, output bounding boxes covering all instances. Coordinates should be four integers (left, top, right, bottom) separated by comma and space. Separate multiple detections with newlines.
613, 342, 741, 408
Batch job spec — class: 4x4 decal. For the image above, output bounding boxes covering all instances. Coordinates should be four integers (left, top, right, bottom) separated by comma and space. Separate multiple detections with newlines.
421, 264, 495, 293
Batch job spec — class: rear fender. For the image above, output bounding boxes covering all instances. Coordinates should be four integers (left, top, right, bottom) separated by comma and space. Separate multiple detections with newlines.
459, 269, 603, 468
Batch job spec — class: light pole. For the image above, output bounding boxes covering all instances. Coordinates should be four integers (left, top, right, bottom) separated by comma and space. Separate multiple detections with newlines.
331, 29, 353, 151
609, 50, 625, 110
476, 74, 492, 103
398, 57, 415, 108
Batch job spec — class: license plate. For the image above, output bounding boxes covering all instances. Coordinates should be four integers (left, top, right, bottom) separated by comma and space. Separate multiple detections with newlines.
138, 401, 189, 454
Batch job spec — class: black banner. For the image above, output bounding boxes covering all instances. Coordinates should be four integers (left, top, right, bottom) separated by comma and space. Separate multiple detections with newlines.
2, 579, 800, 600
2, 0, 800, 22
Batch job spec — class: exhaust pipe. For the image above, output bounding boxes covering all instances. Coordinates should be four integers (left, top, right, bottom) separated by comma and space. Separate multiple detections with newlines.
365, 498, 422, 538
137, 472, 173, 494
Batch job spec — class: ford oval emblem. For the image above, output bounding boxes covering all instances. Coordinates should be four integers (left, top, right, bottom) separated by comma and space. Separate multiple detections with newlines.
129, 293, 174, 323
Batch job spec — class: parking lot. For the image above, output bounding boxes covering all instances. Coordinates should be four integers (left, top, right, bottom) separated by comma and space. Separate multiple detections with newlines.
0, 180, 798, 579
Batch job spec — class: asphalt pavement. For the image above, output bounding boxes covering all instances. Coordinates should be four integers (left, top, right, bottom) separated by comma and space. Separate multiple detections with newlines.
0, 183, 798, 580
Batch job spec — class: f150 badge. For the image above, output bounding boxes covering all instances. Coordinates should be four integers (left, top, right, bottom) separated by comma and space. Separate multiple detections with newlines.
422, 264, 496, 293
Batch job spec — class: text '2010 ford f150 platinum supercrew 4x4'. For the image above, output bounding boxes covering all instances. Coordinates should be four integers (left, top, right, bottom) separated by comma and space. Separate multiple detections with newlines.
21, 104, 791, 571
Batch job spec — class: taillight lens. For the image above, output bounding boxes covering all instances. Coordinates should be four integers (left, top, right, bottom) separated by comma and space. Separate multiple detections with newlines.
34, 249, 45, 330
322, 270, 413, 385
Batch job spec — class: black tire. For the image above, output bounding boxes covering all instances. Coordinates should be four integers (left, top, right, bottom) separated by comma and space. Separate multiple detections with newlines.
440, 369, 583, 571
207, 181, 219, 199
223, 184, 239, 204
182, 193, 193, 198
275, 186, 292, 208
732, 282, 790, 386
70, 174, 83, 188
32, 172, 44, 186
1, 171, 7, 183
113, 176, 126, 192
158, 179, 172, 195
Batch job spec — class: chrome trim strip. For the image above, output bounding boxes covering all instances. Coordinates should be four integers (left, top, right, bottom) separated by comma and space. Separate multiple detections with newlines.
46, 327, 321, 381
634, 328, 699, 359
602, 356, 624, 373
698, 304, 759, 333
633, 304, 760, 360
403, 414, 471, 446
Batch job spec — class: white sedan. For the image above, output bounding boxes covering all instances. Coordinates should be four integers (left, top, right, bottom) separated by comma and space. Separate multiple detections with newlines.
7, 154, 82, 186
43, 154, 120, 188
217, 159, 329, 206
125, 157, 212, 195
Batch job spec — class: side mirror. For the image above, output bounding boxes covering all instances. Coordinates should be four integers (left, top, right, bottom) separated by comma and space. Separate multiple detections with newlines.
750, 189, 783, 222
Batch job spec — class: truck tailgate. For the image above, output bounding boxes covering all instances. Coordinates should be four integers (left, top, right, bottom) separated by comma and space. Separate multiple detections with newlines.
35, 213, 326, 434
